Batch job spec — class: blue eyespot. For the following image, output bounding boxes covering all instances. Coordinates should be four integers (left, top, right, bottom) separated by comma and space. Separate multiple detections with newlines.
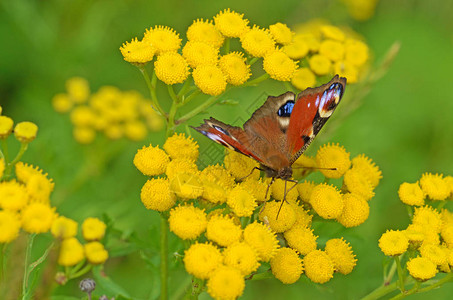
277, 100, 295, 117
329, 83, 344, 98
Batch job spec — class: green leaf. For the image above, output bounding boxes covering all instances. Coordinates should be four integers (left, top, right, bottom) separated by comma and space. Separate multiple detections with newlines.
92, 265, 133, 299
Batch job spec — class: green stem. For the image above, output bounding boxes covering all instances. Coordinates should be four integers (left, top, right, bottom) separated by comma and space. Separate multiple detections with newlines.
177, 79, 192, 98
1, 139, 9, 164
177, 94, 221, 124
242, 73, 269, 87
395, 256, 405, 292
69, 264, 92, 279
22, 233, 36, 300
436, 201, 447, 210
160, 214, 169, 300
0, 243, 4, 285
224, 38, 230, 54
360, 281, 399, 300
390, 281, 421, 300
416, 272, 453, 293
140, 67, 166, 117
384, 260, 397, 285
166, 99, 178, 137
2, 142, 28, 179
283, 81, 295, 92
248, 57, 259, 66
181, 89, 201, 105
168, 84, 179, 104
248, 271, 274, 281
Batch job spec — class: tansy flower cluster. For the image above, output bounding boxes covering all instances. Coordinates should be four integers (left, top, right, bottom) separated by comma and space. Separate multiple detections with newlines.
290, 19, 370, 89
133, 134, 381, 298
379, 172, 453, 283
52, 77, 164, 144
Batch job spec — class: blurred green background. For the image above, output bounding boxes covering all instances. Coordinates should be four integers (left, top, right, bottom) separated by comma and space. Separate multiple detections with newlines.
1, 0, 453, 299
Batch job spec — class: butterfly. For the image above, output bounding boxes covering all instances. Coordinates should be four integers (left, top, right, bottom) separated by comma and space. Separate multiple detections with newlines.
194, 75, 346, 200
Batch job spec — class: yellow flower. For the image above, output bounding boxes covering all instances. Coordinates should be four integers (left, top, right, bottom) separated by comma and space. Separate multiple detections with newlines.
309, 54, 332, 75
441, 224, 453, 248
182, 41, 219, 68
170, 172, 203, 199
15, 162, 46, 183
269, 22, 293, 45
243, 222, 279, 262
105, 125, 123, 140
65, 77, 90, 104
334, 61, 358, 84
52, 93, 73, 113
444, 176, 453, 197
270, 247, 303, 284
351, 154, 382, 188
192, 65, 227, 96
0, 115, 14, 138
303, 250, 335, 284
0, 180, 28, 211
223, 242, 259, 275
165, 159, 199, 180
325, 238, 357, 275
0, 210, 21, 243
412, 206, 442, 233
291, 68, 316, 91
206, 214, 242, 247
21, 203, 55, 234
0, 158, 4, 178
14, 122, 38, 143
25, 174, 54, 204
163, 133, 199, 161
341, 0, 379, 21
284, 224, 317, 255
283, 36, 309, 60
316, 143, 351, 178
420, 243, 447, 266
143, 25, 181, 54
319, 39, 345, 62
207, 265, 245, 300
219, 52, 251, 86
293, 204, 313, 227
133, 144, 169, 176
120, 38, 155, 64
201, 180, 228, 204
345, 39, 369, 67
82, 217, 106, 241
337, 193, 370, 228
184, 242, 223, 279
73, 127, 96, 144
297, 180, 317, 203
404, 224, 426, 245
186, 19, 224, 48
200, 164, 235, 190
124, 121, 147, 141
85, 241, 109, 264
168, 205, 207, 240
240, 26, 275, 58
259, 200, 296, 233
379, 230, 409, 256
398, 182, 424, 206
58, 237, 85, 266
263, 50, 297, 81
239, 178, 267, 202
320, 25, 345, 42
213, 8, 249, 38
154, 52, 189, 85
406, 257, 437, 281
310, 184, 344, 219
51, 216, 78, 239
419, 173, 450, 201
70, 106, 95, 127
224, 149, 259, 180
343, 168, 375, 201
270, 178, 299, 203
227, 186, 257, 217
140, 178, 176, 212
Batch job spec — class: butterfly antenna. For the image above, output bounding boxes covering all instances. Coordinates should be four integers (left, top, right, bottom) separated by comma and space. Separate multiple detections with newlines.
292, 166, 337, 171
276, 179, 298, 220
265, 177, 275, 201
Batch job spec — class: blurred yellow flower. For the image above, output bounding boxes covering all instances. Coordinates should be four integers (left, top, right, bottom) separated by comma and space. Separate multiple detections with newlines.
120, 38, 155, 64
269, 22, 293, 45
227, 186, 257, 217
0, 180, 28, 211
223, 242, 259, 275
182, 40, 219, 68
378, 230, 409, 256
291, 68, 316, 90
73, 127, 96, 144
207, 265, 245, 300
163, 133, 199, 161
345, 39, 369, 67
343, 168, 375, 201
58, 237, 85, 266
140, 178, 176, 212
320, 25, 345, 42
271, 178, 299, 203
169, 205, 207, 240
406, 257, 437, 281
283, 36, 309, 60
183, 242, 222, 279
0, 158, 4, 178
219, 52, 251, 86
84, 241, 109, 264
82, 217, 106, 241
192, 64, 227, 96
170, 172, 203, 199
419, 173, 450, 201
334, 61, 359, 83
325, 238, 357, 275
165, 159, 198, 180
143, 25, 181, 54
398, 182, 424, 206
52, 93, 73, 113
270, 247, 303, 284
0, 115, 14, 139
124, 121, 148, 141
319, 39, 345, 62
14, 122, 38, 143
243, 221, 279, 262
316, 143, 351, 178
200, 164, 235, 190
240, 26, 275, 58
21, 203, 56, 234
186, 19, 224, 48
310, 184, 344, 219
51, 216, 78, 239
308, 54, 332, 75
66, 77, 90, 104
154, 52, 189, 85
133, 144, 169, 176
70, 106, 96, 127
214, 8, 249, 38
337, 193, 370, 228
412, 206, 442, 233
259, 200, 296, 233
206, 214, 242, 247
303, 250, 334, 283
0, 210, 21, 243
284, 224, 317, 255
263, 50, 297, 81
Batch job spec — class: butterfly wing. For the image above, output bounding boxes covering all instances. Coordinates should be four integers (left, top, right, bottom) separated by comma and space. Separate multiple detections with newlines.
286, 75, 347, 164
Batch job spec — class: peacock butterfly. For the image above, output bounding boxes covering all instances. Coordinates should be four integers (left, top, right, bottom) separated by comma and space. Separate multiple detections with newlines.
194, 75, 346, 189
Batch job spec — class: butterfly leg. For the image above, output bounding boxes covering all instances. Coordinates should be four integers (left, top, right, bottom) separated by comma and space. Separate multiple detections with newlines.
238, 166, 264, 181
258, 177, 276, 215
276, 179, 298, 219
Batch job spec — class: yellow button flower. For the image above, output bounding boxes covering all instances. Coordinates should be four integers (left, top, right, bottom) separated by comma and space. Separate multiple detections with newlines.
192, 64, 227, 96
398, 182, 424, 206
343, 168, 375, 201
154, 52, 189, 85
73, 127, 96, 144
270, 247, 303, 284
52, 93, 73, 113
243, 221, 279, 262
183, 242, 223, 279
26, 174, 54, 204
224, 149, 259, 180
319, 39, 345, 62
200, 164, 235, 190
21, 203, 56, 234
214, 8, 249, 38
239, 178, 267, 202
206, 214, 242, 247
207, 265, 245, 300
169, 205, 207, 240
293, 204, 313, 227
284, 224, 317, 255
316, 143, 351, 178
283, 36, 309, 60
378, 230, 409, 256
240, 26, 275, 58
0, 180, 28, 211
133, 144, 169, 176
66, 77, 90, 104
163, 133, 199, 161
320, 25, 345, 42
14, 122, 38, 143
165, 159, 199, 180
297, 180, 317, 203
186, 19, 224, 48
227, 186, 257, 217
406, 257, 437, 281
85, 241, 109, 264
309, 54, 332, 75
0, 115, 14, 139
259, 200, 296, 233
291, 68, 316, 91
223, 242, 259, 275
0, 158, 4, 178
334, 60, 358, 83
271, 178, 299, 203
269, 22, 293, 45
420, 243, 447, 266
58, 237, 85, 266
351, 154, 382, 188
310, 183, 344, 219
263, 50, 297, 81
419, 173, 450, 201
51, 216, 78, 239
140, 178, 176, 212
82, 217, 106, 241
412, 206, 442, 233
201, 180, 228, 204
219, 52, 251, 86
0, 210, 21, 243
345, 39, 369, 67
441, 224, 453, 248
15, 162, 46, 183
182, 40, 219, 68
120, 38, 155, 64
70, 106, 96, 127
303, 250, 335, 284
170, 172, 203, 199
124, 121, 147, 141
325, 238, 357, 275
337, 193, 370, 228
143, 25, 181, 54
